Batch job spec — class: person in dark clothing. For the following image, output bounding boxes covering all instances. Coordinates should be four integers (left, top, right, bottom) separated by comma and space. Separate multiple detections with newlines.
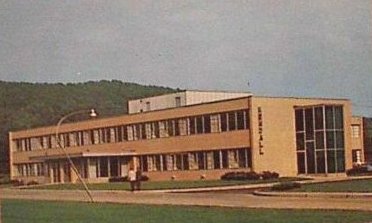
128, 168, 136, 192
135, 170, 142, 191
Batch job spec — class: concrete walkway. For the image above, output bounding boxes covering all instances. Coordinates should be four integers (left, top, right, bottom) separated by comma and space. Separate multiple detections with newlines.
1, 176, 372, 211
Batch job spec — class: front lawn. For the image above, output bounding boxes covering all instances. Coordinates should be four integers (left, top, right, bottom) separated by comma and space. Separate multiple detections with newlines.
292, 179, 372, 193
2, 199, 372, 223
28, 177, 306, 191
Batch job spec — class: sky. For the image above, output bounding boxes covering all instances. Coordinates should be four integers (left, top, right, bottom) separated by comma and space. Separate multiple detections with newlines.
0, 0, 371, 116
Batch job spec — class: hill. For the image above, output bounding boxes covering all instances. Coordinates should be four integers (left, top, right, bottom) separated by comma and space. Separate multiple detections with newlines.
0, 80, 177, 174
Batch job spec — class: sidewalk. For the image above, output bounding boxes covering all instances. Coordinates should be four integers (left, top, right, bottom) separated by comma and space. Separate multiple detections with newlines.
142, 175, 372, 193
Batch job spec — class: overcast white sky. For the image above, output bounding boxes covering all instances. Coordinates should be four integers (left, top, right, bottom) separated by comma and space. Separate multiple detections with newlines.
0, 1, 371, 116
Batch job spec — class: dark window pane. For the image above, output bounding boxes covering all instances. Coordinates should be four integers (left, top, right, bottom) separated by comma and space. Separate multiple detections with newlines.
221, 113, 227, 132
141, 156, 148, 172
196, 116, 203, 134
327, 150, 336, 173
334, 106, 344, 129
222, 150, 228, 168
141, 124, 146, 139
297, 152, 306, 174
325, 106, 334, 129
296, 133, 305, 151
213, 151, 220, 169
238, 148, 246, 168
99, 157, 108, 177
117, 127, 123, 142
155, 155, 161, 171
315, 131, 324, 150
189, 117, 196, 135
316, 151, 325, 173
204, 116, 211, 133
110, 157, 119, 177
314, 107, 324, 130
306, 148, 315, 174
335, 131, 344, 148
182, 154, 189, 170
197, 152, 205, 170
336, 150, 345, 172
168, 120, 174, 136
305, 108, 314, 140
237, 111, 245, 130
326, 131, 335, 149
174, 120, 180, 136
295, 109, 304, 131
154, 122, 159, 138
228, 112, 236, 131
176, 154, 182, 170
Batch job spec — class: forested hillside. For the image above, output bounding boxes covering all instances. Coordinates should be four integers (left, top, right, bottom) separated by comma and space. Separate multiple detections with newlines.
0, 80, 176, 174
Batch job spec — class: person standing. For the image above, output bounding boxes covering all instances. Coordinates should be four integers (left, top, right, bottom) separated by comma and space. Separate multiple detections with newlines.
135, 169, 142, 191
128, 168, 136, 192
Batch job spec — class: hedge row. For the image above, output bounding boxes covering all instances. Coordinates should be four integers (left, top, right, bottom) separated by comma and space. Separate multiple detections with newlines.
108, 175, 149, 182
221, 171, 279, 181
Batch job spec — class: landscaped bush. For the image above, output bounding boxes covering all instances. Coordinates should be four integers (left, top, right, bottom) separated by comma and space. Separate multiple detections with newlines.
261, 171, 280, 180
139, 175, 149, 181
271, 182, 301, 191
108, 176, 127, 182
221, 171, 280, 181
221, 171, 260, 181
108, 175, 149, 182
26, 180, 39, 186
10, 179, 24, 187
346, 165, 372, 176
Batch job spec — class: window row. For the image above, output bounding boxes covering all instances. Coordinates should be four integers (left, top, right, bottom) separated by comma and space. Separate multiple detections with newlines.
14, 109, 249, 152
295, 105, 344, 138
297, 149, 345, 174
15, 163, 44, 177
139, 148, 252, 172
296, 130, 344, 151
46, 148, 252, 179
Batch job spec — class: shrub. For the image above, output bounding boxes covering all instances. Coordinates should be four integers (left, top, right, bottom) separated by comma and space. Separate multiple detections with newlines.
108, 175, 149, 182
26, 180, 39, 186
346, 165, 372, 176
261, 171, 279, 180
108, 176, 127, 182
139, 175, 149, 181
221, 171, 260, 181
271, 182, 301, 191
10, 179, 24, 186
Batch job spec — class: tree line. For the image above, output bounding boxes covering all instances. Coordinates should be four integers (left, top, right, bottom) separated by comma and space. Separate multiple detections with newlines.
0, 80, 176, 174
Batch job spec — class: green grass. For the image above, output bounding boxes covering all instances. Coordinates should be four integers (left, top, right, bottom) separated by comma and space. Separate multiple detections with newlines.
293, 179, 372, 193
2, 199, 372, 223
28, 177, 306, 191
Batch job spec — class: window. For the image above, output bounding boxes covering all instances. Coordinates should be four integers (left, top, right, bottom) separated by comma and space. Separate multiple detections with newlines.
352, 149, 362, 164
146, 101, 151, 111
221, 113, 228, 132
351, 125, 360, 138
204, 116, 211, 133
175, 97, 181, 107
210, 114, 220, 133
228, 112, 236, 131
236, 110, 245, 130
295, 105, 345, 174
196, 116, 203, 134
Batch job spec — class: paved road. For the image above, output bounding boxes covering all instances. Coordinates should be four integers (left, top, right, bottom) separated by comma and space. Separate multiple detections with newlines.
1, 188, 372, 211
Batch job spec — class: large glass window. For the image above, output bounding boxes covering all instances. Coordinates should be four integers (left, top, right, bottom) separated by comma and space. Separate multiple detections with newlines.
295, 105, 345, 174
